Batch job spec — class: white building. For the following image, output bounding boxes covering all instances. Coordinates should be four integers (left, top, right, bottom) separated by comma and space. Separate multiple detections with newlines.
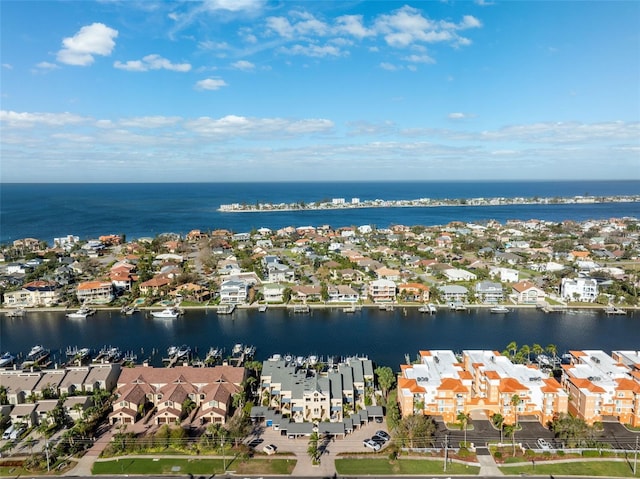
219, 279, 249, 304
561, 277, 598, 302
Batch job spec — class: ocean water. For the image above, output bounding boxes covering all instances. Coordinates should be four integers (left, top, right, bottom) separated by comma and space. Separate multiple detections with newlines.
1, 180, 639, 244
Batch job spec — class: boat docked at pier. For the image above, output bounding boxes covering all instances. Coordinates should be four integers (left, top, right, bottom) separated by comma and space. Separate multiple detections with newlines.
150, 306, 182, 319
5, 308, 25, 318
490, 305, 511, 314
93, 345, 121, 363
418, 303, 437, 314
21, 345, 50, 368
0, 352, 15, 367
66, 305, 96, 319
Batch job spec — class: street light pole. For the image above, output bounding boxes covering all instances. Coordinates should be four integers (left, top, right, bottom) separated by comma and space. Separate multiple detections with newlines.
634, 435, 638, 476
443, 433, 449, 472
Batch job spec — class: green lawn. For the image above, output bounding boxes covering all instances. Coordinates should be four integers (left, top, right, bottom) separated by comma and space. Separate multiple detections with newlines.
92, 457, 295, 475
335, 458, 479, 475
501, 460, 637, 477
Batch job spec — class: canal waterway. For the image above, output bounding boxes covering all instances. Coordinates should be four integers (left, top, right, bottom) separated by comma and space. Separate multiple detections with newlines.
1, 307, 637, 369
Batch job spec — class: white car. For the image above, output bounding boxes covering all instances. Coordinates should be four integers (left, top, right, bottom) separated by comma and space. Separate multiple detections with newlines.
537, 438, 551, 450
363, 438, 381, 451
263, 444, 277, 455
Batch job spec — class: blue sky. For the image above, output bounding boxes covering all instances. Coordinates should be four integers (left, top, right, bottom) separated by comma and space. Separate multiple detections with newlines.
1, 0, 638, 182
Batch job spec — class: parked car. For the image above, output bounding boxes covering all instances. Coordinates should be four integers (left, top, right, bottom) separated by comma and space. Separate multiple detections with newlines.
247, 438, 263, 448
263, 444, 277, 455
363, 438, 381, 451
371, 434, 387, 446
537, 438, 551, 450
375, 430, 391, 441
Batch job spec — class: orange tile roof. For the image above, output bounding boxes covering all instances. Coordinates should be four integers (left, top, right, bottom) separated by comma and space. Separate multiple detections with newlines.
77, 281, 111, 290
616, 378, 640, 393
398, 377, 426, 393
419, 350, 431, 357
485, 371, 501, 380
437, 378, 468, 393
459, 371, 473, 380
541, 378, 562, 393
570, 378, 606, 394
499, 377, 527, 393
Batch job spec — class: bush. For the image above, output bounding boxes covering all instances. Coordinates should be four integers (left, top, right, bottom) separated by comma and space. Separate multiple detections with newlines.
524, 449, 535, 457
582, 450, 600, 457
493, 451, 502, 459
557, 450, 565, 456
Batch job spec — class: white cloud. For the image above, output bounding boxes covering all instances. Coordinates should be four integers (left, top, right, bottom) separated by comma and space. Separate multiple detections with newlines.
0, 110, 87, 127
231, 60, 255, 71
34, 62, 60, 71
448, 112, 472, 120
184, 115, 333, 138
334, 15, 372, 39
281, 43, 345, 58
2, 63, 13, 70
404, 54, 435, 64
380, 62, 400, 71
56, 23, 118, 66
114, 54, 191, 72
202, 0, 265, 13
195, 78, 228, 90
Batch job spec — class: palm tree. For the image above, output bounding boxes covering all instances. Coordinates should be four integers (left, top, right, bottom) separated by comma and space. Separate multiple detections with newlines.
510, 394, 522, 429
545, 344, 557, 362
457, 411, 471, 447
503, 423, 516, 455
307, 431, 319, 464
519, 345, 531, 363
506, 341, 518, 359
492, 413, 504, 444
532, 343, 544, 360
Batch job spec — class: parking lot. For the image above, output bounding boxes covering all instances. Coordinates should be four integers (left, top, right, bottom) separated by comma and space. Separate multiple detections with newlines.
245, 419, 392, 457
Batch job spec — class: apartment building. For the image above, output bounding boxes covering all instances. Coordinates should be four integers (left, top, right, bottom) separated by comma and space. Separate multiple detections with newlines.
562, 350, 640, 427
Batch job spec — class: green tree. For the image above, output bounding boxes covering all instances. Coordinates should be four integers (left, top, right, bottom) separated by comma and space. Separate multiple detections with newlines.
506, 341, 518, 359
394, 414, 437, 449
375, 366, 396, 400
503, 423, 517, 455
511, 394, 522, 429
307, 431, 320, 464
492, 413, 504, 443
457, 411, 471, 447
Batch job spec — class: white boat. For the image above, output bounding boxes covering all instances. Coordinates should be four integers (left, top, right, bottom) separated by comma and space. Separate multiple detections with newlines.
151, 307, 181, 319
5, 308, 25, 318
0, 352, 15, 367
66, 309, 89, 319
258, 305, 267, 312
232, 343, 244, 355
490, 305, 511, 314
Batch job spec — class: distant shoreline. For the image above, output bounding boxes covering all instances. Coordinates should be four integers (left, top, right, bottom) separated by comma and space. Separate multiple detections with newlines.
2, 303, 636, 314
218, 194, 640, 213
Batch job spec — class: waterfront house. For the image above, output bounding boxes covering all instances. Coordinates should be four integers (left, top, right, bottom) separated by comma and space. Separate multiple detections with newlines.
475, 281, 504, 304
169, 283, 211, 302
375, 267, 402, 281
83, 364, 121, 392
291, 285, 322, 303
397, 283, 430, 303
367, 278, 397, 303
439, 285, 469, 304
76, 281, 114, 304
34, 369, 66, 398
3, 280, 60, 307
327, 284, 359, 303
139, 276, 172, 296
560, 277, 598, 302
262, 283, 285, 303
511, 280, 545, 304
219, 279, 249, 304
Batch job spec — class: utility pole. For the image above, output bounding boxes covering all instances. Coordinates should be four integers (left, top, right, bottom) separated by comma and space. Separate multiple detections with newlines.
443, 433, 449, 472
634, 435, 638, 476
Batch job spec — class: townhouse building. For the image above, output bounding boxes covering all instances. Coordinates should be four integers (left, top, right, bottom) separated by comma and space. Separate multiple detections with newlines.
259, 356, 374, 424
110, 365, 244, 425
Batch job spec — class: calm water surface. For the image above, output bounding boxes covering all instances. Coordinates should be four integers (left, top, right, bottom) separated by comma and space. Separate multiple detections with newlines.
2, 308, 637, 368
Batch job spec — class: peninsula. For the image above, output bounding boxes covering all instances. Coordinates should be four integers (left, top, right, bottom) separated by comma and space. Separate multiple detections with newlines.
219, 193, 640, 212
